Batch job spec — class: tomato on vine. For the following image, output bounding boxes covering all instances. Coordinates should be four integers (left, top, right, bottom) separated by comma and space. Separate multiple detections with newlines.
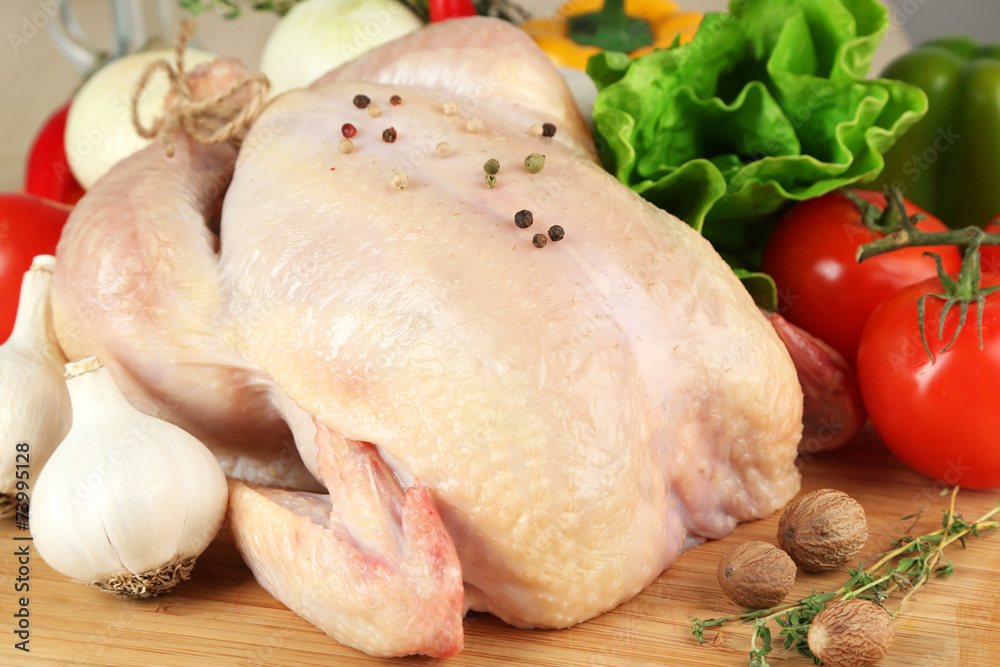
761, 190, 962, 367
981, 214, 1000, 273
857, 271, 1000, 490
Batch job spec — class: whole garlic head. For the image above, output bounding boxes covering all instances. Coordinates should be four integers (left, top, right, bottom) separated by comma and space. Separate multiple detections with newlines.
30, 356, 228, 597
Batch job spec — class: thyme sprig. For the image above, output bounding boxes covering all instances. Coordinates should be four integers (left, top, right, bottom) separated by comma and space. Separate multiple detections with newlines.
178, 0, 301, 18
691, 488, 1000, 667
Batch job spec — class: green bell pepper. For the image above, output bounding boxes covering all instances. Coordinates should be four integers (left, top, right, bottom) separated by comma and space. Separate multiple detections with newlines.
874, 37, 1000, 229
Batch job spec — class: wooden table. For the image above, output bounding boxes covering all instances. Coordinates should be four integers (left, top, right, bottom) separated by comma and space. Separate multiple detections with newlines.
3, 427, 998, 666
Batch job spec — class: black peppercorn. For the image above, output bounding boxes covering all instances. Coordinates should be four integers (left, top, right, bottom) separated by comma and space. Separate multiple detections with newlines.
541, 122, 557, 137
548, 225, 565, 242
514, 210, 533, 229
382, 127, 397, 143
390, 95, 402, 105
532, 234, 547, 248
353, 94, 370, 108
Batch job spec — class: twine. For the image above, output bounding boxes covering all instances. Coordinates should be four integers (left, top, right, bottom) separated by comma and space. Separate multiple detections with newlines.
131, 19, 270, 157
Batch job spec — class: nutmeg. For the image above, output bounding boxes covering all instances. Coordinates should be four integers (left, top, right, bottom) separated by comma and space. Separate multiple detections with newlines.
807, 598, 895, 667
778, 489, 867, 572
717, 540, 796, 608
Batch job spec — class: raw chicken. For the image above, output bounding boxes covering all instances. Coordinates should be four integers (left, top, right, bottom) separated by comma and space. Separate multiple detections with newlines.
51, 60, 320, 491
52, 18, 803, 658
220, 15, 802, 641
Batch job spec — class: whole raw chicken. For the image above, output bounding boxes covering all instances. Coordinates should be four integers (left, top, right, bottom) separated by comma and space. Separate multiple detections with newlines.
52, 18, 802, 659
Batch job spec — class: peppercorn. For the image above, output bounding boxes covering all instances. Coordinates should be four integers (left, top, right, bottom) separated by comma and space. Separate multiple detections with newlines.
368, 104, 382, 118
467, 116, 483, 133
391, 170, 408, 189
390, 95, 402, 105
341, 123, 356, 138
338, 139, 354, 154
514, 210, 533, 229
353, 94, 370, 108
382, 127, 397, 143
484, 158, 500, 175
443, 100, 458, 115
532, 234, 547, 248
548, 225, 564, 242
436, 142, 452, 157
542, 122, 557, 138
524, 153, 545, 174
529, 123, 544, 137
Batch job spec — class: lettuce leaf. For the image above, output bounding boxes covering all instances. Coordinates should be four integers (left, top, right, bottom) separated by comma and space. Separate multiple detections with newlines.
589, 0, 927, 308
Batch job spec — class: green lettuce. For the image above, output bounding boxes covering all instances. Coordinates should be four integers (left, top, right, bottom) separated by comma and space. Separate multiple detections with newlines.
588, 0, 927, 308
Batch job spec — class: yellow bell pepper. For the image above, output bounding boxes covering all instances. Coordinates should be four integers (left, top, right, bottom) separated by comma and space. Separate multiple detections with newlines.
521, 0, 703, 71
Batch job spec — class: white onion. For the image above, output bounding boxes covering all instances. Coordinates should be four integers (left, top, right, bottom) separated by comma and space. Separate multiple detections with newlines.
64, 48, 218, 189
260, 0, 423, 97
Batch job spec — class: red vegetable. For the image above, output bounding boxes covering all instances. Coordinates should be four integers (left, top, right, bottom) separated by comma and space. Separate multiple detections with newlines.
24, 100, 85, 206
857, 272, 1000, 490
429, 0, 477, 22
0, 193, 72, 343
761, 190, 962, 367
981, 215, 1000, 274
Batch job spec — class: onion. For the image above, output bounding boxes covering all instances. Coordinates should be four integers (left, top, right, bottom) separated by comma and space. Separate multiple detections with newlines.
260, 0, 423, 96
64, 48, 217, 189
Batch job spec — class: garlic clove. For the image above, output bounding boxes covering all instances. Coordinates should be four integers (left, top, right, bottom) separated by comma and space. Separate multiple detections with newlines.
30, 356, 228, 597
0, 255, 71, 518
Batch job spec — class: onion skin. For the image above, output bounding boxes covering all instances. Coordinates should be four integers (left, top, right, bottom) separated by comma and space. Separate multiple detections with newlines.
260, 0, 423, 97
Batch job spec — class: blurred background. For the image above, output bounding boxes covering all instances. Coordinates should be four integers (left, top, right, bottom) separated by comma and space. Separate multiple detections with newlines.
1, 0, 997, 190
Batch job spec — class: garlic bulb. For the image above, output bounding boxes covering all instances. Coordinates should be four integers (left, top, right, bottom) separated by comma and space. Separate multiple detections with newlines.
260, 0, 422, 97
30, 356, 228, 597
0, 255, 71, 518
65, 47, 217, 189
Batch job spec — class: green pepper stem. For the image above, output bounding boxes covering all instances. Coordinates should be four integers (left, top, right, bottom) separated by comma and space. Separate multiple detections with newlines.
566, 0, 655, 53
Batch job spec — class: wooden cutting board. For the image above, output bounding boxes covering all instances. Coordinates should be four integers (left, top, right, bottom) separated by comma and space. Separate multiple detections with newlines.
3, 427, 999, 667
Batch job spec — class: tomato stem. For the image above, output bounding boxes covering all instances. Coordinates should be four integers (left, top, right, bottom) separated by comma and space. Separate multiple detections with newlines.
854, 188, 1000, 362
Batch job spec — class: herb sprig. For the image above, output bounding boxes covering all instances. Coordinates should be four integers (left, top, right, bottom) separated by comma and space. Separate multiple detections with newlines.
692, 488, 1000, 667
178, 0, 301, 18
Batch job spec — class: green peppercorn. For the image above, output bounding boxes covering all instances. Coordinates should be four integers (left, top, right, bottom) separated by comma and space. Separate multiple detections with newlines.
484, 158, 500, 175
514, 210, 533, 228
548, 225, 565, 242
524, 153, 545, 174
532, 234, 547, 248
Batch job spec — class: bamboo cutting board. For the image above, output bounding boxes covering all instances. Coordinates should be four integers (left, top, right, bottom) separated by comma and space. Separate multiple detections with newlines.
2, 427, 999, 667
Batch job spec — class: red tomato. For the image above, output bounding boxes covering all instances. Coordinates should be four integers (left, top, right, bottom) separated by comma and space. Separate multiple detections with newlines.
24, 100, 85, 206
857, 273, 1000, 490
0, 193, 72, 343
981, 215, 1000, 275
761, 190, 963, 368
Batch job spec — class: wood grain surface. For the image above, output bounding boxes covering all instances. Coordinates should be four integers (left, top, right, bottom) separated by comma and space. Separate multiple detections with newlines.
2, 427, 998, 667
